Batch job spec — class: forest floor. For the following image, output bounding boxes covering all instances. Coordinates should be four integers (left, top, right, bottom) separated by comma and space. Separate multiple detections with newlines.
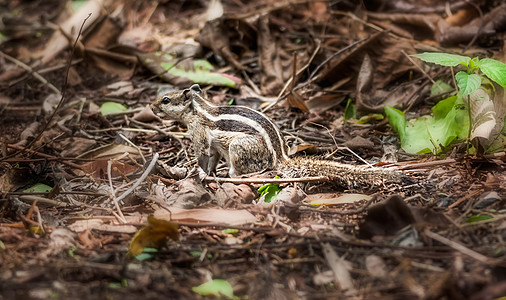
1, 1, 505, 299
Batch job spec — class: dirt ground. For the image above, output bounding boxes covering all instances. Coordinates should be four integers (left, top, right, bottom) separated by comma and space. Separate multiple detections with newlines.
1, 1, 505, 299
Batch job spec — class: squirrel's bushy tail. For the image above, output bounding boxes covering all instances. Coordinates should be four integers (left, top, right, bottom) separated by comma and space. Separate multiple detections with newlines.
279, 157, 402, 188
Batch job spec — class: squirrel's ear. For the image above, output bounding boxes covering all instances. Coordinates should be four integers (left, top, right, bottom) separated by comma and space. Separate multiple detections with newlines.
189, 84, 203, 95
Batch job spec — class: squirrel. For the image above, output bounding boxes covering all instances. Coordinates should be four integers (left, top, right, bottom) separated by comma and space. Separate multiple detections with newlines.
151, 84, 401, 187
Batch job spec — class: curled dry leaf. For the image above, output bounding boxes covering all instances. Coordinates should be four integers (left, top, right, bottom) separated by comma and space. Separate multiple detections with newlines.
165, 179, 212, 208
132, 104, 160, 123
214, 183, 255, 206
127, 215, 179, 258
469, 85, 505, 151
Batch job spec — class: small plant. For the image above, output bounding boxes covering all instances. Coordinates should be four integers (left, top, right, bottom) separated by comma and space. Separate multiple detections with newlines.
258, 176, 282, 203
410, 52, 506, 95
385, 52, 506, 154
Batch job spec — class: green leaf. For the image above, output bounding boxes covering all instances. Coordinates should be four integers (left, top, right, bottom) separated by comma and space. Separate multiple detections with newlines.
411, 52, 470, 67
138, 52, 240, 88
108, 279, 128, 288
386, 96, 470, 154
135, 248, 158, 261
356, 113, 384, 124
192, 279, 235, 299
68, 246, 76, 257
222, 229, 239, 234
258, 180, 281, 203
455, 72, 481, 96
161, 61, 238, 87
23, 183, 52, 193
100, 102, 128, 115
466, 215, 493, 223
478, 58, 506, 88
0, 240, 5, 250
142, 247, 159, 253
135, 253, 154, 261
384, 106, 406, 141
344, 98, 356, 122
432, 95, 456, 119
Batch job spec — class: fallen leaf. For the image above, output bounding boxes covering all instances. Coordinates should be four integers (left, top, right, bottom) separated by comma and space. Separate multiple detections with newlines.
23, 183, 52, 193
163, 179, 212, 208
127, 215, 179, 258
306, 193, 371, 205
214, 183, 255, 205
138, 51, 240, 87
470, 85, 505, 152
192, 279, 235, 299
322, 243, 357, 295
154, 207, 257, 226
100, 102, 128, 116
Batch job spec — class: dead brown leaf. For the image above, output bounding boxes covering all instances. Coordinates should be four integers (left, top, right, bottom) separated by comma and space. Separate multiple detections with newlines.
154, 207, 257, 226
127, 215, 179, 258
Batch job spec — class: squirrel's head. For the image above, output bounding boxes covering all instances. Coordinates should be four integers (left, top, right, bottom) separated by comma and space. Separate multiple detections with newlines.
151, 84, 203, 120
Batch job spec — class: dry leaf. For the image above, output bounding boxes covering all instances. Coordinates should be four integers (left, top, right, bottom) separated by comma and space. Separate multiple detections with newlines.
306, 193, 371, 205
154, 207, 257, 226
470, 86, 505, 151
322, 243, 357, 295
127, 215, 179, 258
214, 183, 255, 206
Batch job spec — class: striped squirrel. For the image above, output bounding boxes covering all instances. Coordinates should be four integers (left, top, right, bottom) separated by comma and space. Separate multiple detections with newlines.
151, 84, 401, 187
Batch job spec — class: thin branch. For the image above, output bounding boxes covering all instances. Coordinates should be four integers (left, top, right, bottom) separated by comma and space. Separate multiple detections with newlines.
6, 144, 84, 169
424, 229, 505, 266
0, 51, 61, 95
107, 159, 127, 224
115, 152, 159, 204
401, 49, 439, 88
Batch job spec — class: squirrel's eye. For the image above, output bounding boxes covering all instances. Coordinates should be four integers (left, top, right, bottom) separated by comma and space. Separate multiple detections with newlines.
161, 96, 170, 104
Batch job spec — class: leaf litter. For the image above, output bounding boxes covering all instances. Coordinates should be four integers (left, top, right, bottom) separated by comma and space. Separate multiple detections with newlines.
0, 1, 506, 299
